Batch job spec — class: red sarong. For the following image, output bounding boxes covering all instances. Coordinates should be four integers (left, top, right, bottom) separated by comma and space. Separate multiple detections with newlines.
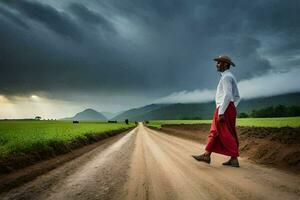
205, 102, 239, 157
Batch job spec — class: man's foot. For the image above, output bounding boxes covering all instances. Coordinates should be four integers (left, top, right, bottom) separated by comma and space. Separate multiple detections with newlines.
192, 154, 211, 164
222, 158, 240, 167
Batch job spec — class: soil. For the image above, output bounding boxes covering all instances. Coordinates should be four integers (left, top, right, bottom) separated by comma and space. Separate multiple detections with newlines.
158, 124, 300, 172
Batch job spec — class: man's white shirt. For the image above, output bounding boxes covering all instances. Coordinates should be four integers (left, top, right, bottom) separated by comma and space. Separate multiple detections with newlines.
215, 69, 240, 115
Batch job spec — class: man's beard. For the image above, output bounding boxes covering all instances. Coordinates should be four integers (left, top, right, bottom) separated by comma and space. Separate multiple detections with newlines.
217, 67, 223, 72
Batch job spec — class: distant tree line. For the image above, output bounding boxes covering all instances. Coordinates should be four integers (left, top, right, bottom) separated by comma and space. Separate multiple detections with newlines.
238, 105, 300, 118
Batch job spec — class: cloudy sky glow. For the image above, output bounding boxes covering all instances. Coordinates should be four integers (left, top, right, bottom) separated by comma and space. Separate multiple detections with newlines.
0, 0, 300, 119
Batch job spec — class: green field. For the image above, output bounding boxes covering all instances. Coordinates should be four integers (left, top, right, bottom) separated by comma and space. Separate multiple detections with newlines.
0, 120, 135, 160
148, 120, 210, 128
147, 116, 300, 128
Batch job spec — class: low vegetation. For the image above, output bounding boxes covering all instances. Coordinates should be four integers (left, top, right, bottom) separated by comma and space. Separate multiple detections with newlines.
147, 120, 210, 128
147, 116, 300, 128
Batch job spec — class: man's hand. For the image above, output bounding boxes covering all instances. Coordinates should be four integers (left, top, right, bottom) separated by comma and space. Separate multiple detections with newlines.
218, 114, 225, 122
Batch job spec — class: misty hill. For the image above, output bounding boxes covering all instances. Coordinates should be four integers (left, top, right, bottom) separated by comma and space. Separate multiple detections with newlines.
111, 104, 166, 121
64, 109, 107, 121
113, 92, 300, 120
101, 111, 123, 119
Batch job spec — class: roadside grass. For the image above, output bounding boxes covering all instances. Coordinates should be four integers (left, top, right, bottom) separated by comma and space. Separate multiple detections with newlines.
147, 120, 210, 129
147, 116, 300, 128
0, 120, 135, 160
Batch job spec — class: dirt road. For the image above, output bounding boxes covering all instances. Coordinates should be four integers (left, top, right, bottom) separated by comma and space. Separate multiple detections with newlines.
1, 123, 300, 200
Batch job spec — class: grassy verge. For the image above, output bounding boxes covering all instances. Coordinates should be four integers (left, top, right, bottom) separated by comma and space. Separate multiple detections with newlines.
147, 116, 300, 128
236, 117, 300, 127
147, 120, 210, 129
0, 120, 135, 161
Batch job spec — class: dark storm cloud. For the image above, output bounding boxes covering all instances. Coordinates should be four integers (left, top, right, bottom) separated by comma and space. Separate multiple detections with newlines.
242, 0, 300, 59
3, 0, 82, 40
0, 6, 29, 29
69, 2, 115, 32
101, 0, 275, 86
0, 0, 299, 102
0, 0, 145, 97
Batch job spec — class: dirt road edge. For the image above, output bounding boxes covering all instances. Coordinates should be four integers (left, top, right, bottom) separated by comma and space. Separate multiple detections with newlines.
0, 128, 135, 193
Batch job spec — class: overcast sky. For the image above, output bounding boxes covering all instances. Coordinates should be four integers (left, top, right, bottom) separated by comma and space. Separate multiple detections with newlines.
1, 0, 300, 119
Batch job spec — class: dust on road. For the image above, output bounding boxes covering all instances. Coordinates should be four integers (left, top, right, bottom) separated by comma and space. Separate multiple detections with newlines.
1, 123, 300, 200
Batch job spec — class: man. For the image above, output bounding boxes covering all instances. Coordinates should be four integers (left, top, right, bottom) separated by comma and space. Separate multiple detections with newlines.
192, 55, 241, 167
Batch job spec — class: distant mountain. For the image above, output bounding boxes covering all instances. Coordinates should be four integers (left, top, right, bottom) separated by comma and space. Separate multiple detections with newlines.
112, 104, 166, 120
112, 92, 300, 120
238, 92, 300, 113
63, 109, 107, 121
101, 111, 123, 120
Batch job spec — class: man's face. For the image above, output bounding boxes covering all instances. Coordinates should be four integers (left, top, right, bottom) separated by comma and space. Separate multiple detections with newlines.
216, 61, 228, 72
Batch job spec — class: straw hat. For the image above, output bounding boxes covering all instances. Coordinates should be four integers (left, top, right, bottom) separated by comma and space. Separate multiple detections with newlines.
213, 55, 235, 67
